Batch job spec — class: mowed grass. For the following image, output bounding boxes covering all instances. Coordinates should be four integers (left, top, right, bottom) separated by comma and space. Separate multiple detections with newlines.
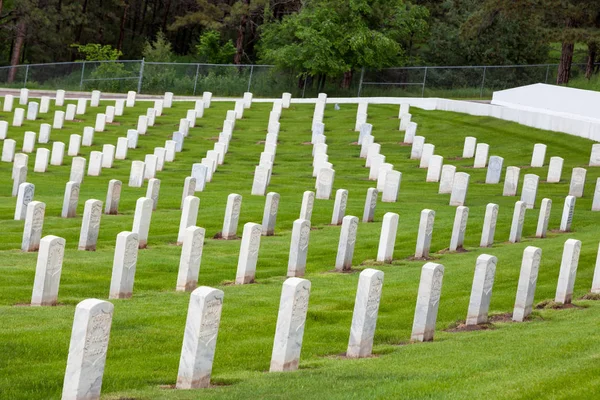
1, 97, 600, 399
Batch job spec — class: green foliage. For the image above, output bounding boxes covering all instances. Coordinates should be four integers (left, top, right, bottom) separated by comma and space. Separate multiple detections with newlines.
425, 0, 548, 66
195, 30, 236, 64
142, 31, 174, 62
258, 0, 429, 79
70, 43, 123, 62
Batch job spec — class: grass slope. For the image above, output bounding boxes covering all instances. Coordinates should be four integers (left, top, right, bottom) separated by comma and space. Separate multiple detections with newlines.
0, 99, 599, 399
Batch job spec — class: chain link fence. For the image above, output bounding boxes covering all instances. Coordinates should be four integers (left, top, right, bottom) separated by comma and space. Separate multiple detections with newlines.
0, 60, 595, 98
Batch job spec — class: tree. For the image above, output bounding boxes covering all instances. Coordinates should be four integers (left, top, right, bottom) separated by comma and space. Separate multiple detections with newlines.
195, 30, 235, 63
258, 0, 428, 88
142, 31, 174, 62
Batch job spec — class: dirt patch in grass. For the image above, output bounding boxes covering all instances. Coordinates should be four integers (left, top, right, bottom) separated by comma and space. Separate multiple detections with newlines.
445, 322, 495, 333
406, 255, 439, 262
360, 259, 386, 267
438, 247, 469, 254
325, 268, 360, 274
208, 136, 219, 141
397, 142, 412, 146
549, 229, 571, 234
73, 119, 84, 123
14, 303, 66, 307
212, 232, 239, 240
256, 140, 266, 145
310, 226, 323, 231
447, 157, 465, 161
535, 300, 583, 310
580, 293, 600, 300
488, 313, 515, 323
302, 141, 312, 145
108, 122, 121, 126
326, 352, 381, 359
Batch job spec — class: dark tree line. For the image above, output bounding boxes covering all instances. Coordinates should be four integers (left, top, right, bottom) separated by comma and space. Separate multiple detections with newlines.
0, 0, 599, 85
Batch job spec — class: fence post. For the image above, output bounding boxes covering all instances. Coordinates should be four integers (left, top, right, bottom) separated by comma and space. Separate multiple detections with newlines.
192, 64, 200, 95
357, 67, 365, 97
545, 64, 550, 83
137, 58, 145, 94
421, 67, 428, 97
23, 65, 29, 87
247, 65, 254, 93
480, 66, 487, 98
79, 61, 86, 90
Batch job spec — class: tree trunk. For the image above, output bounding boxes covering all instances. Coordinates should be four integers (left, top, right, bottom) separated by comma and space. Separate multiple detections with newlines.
586, 42, 597, 79
8, 19, 26, 83
341, 70, 353, 89
234, 0, 249, 64
0, 0, 3, 17
557, 41, 574, 85
162, 0, 171, 32
75, 0, 89, 44
117, 3, 129, 52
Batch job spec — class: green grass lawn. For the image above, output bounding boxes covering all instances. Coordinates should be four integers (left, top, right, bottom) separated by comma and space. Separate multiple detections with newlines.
1, 97, 600, 399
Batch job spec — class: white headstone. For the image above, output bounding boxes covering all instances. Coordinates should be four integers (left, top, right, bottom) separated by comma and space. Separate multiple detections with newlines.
14, 182, 34, 221
362, 188, 378, 223
547, 156, 564, 183
22, 131, 36, 153
115, 99, 125, 116
411, 262, 444, 342
22, 200, 45, 252
346, 268, 384, 358
109, 231, 139, 299
178, 196, 200, 245
399, 113, 411, 131
102, 144, 115, 169
126, 91, 136, 107
19, 88, 29, 105
26, 101, 38, 120
261, 192, 279, 236
129, 161, 145, 187
438, 165, 456, 194
12, 163, 27, 196
449, 172, 469, 206
165, 140, 176, 161
299, 191, 315, 221
105, 106, 115, 123
115, 137, 128, 160
0, 120, 7, 139
235, 223, 262, 284
589, 144, 600, 166
531, 143, 547, 167
40, 96, 50, 113
221, 193, 242, 239
316, 167, 335, 200
463, 137, 477, 158
2, 139, 16, 162
146, 108, 156, 127
38, 123, 51, 143
105, 180, 121, 215
3, 94, 14, 112
503, 166, 520, 196
31, 235, 65, 305
410, 136, 425, 160
569, 167, 586, 198
415, 209, 435, 258
251, 165, 270, 196
404, 122, 417, 144
61, 299, 113, 399
34, 148, 49, 172
132, 197, 153, 248
419, 144, 435, 169
520, 174, 539, 209
559, 195, 576, 232
377, 212, 399, 263
68, 134, 81, 156
76, 98, 87, 115
53, 110, 65, 129
202, 91, 212, 108
87, 151, 103, 176
513, 246, 542, 322
137, 115, 148, 135
426, 155, 443, 182
78, 199, 103, 251
509, 201, 527, 243
331, 189, 348, 225
50, 142, 65, 166
465, 254, 497, 325
480, 203, 499, 247
176, 226, 205, 292
282, 92, 292, 108
287, 219, 311, 277
473, 143, 489, 168
449, 206, 469, 251
61, 181, 80, 218
191, 164, 207, 192
176, 286, 224, 389
143, 154, 158, 180
54, 90, 65, 106
382, 170, 401, 203
65, 104, 76, 121
69, 157, 86, 184
536, 198, 552, 238
146, 178, 160, 211
12, 108, 24, 126
90, 90, 101, 107
335, 215, 359, 271
555, 239, 581, 304
485, 156, 504, 184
